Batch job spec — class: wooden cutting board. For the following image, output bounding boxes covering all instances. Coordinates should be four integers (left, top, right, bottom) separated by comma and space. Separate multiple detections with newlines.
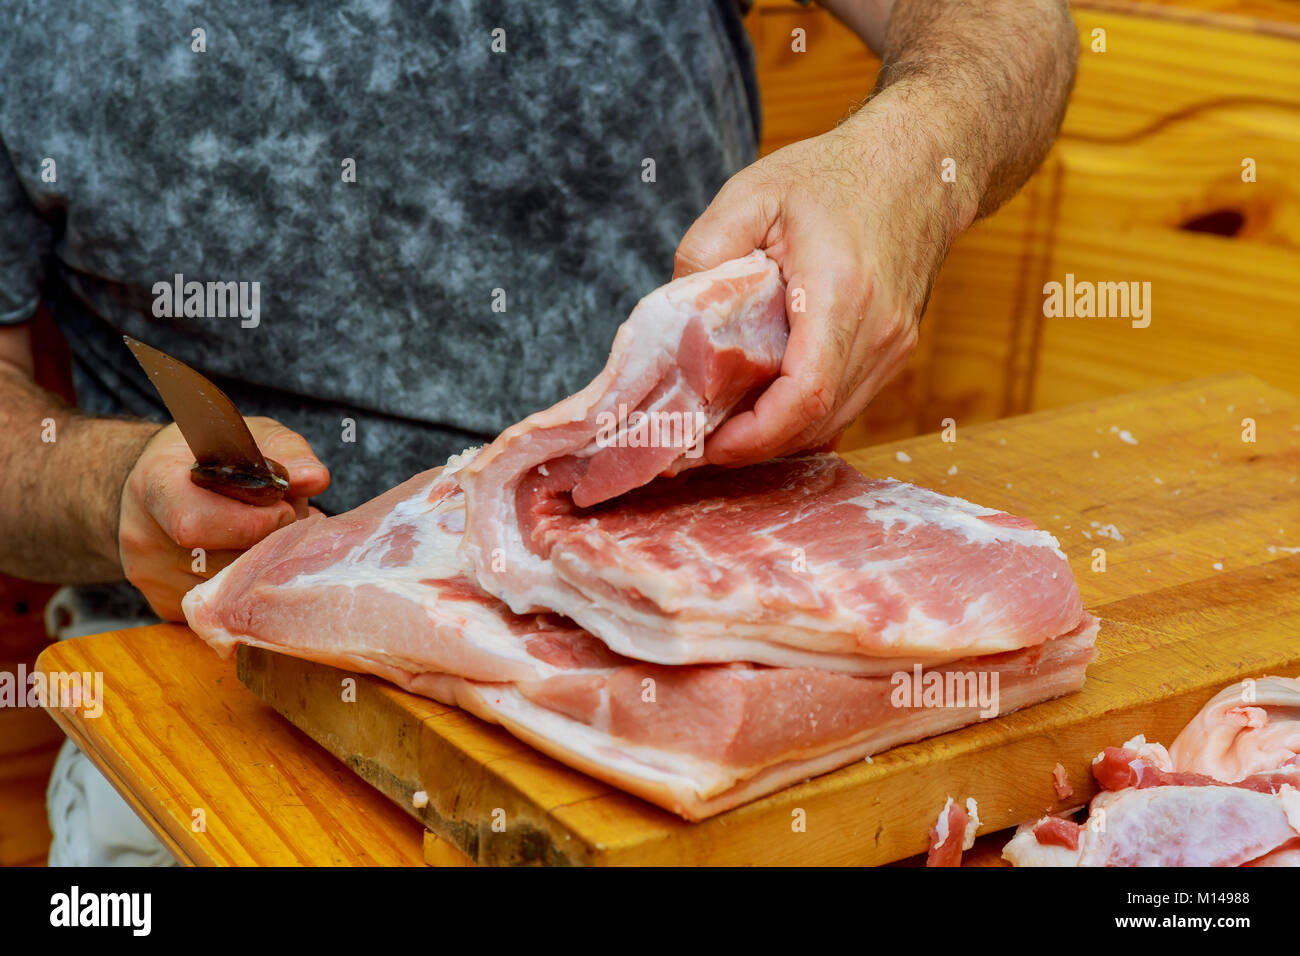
34, 622, 427, 866
233, 373, 1300, 865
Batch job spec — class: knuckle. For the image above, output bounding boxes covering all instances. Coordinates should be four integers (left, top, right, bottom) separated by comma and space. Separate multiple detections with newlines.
256, 421, 291, 445
673, 247, 702, 276
866, 315, 909, 353
901, 323, 920, 353
718, 169, 751, 198
816, 265, 873, 323
120, 554, 159, 592
167, 513, 203, 549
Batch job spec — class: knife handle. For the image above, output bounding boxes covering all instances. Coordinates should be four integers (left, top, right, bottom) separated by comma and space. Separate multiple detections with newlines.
190, 458, 291, 507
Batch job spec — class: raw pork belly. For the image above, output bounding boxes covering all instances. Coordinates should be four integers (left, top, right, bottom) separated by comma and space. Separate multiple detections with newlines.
1004, 676, 1300, 866
523, 456, 1083, 670
458, 253, 1086, 671
185, 251, 1101, 820
184, 457, 1099, 820
183, 466, 600, 688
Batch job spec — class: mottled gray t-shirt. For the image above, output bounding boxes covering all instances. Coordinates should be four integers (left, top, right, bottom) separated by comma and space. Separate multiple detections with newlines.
0, 0, 759, 514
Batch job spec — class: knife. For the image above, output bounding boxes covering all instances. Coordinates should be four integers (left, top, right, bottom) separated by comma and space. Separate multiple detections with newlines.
123, 336, 290, 507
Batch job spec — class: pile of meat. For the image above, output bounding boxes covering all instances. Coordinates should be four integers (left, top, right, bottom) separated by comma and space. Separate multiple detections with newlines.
1004, 676, 1300, 866
184, 251, 1099, 821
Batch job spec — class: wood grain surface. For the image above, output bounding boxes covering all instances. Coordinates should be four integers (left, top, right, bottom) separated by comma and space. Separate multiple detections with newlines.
921, 9, 1300, 426
35, 622, 425, 866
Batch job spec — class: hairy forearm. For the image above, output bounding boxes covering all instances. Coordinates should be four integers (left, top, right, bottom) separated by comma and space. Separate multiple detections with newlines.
869, 0, 1078, 219
0, 362, 158, 582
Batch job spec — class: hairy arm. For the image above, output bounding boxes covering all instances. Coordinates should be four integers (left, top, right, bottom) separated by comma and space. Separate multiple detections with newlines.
860, 0, 1077, 218
0, 323, 329, 618
676, 0, 1077, 464
0, 323, 157, 582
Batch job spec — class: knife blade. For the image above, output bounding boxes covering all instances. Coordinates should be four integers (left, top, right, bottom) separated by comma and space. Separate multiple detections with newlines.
123, 335, 290, 507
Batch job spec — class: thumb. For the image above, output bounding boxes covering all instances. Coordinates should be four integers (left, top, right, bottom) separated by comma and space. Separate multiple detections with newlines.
673, 176, 777, 279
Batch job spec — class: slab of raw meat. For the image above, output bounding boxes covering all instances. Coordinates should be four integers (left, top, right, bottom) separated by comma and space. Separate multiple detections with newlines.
457, 253, 1087, 670
442, 617, 1097, 820
1004, 676, 1300, 866
185, 250, 1101, 820
182, 464, 610, 688
1006, 784, 1300, 867
1169, 676, 1300, 783
505, 455, 1086, 671
183, 454, 1099, 820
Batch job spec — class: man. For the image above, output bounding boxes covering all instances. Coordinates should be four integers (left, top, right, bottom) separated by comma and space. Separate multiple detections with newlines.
0, 1, 1076, 864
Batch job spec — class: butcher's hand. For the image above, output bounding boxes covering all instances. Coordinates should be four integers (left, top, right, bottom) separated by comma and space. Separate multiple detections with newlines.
674, 97, 965, 465
673, 0, 1077, 466
118, 417, 329, 620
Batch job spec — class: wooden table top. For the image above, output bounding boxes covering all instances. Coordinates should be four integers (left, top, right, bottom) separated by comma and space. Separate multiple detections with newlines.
37, 621, 425, 866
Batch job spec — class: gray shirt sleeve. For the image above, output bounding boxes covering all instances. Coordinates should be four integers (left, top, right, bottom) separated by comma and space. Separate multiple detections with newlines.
0, 137, 53, 324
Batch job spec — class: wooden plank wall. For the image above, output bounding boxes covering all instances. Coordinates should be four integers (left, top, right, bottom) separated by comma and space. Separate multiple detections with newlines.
745, 0, 1300, 447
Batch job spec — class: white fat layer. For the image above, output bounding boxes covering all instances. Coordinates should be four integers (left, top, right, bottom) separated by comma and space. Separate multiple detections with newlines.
1002, 822, 1082, 867
933, 796, 980, 852
963, 798, 981, 850
554, 550, 1050, 659
481, 685, 747, 798
296, 475, 467, 586
934, 796, 955, 847
849, 480, 1067, 561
